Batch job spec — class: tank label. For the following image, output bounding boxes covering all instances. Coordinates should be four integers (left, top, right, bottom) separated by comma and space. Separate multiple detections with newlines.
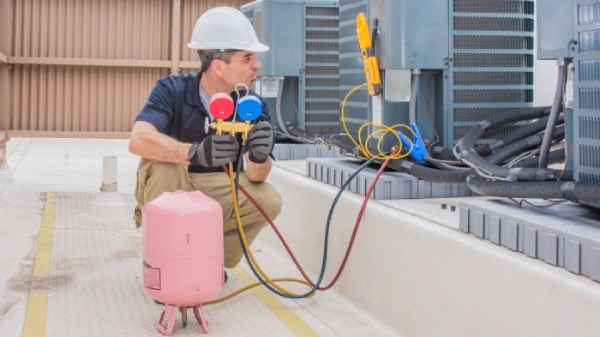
143, 261, 161, 290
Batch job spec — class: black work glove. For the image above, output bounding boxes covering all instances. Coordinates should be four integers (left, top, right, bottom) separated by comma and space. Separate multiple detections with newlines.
247, 121, 274, 164
188, 134, 239, 167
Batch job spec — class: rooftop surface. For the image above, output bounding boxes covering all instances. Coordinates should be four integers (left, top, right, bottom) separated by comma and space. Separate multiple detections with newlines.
1, 137, 600, 337
0, 137, 395, 337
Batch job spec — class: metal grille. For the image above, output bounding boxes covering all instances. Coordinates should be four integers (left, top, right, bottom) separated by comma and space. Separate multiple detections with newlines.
578, 1, 600, 25
574, 0, 600, 182
303, 5, 340, 135
453, 17, 534, 31
338, 0, 369, 138
578, 30, 600, 53
454, 35, 533, 50
453, 0, 534, 14
578, 87, 600, 110
579, 59, 600, 80
448, 0, 534, 146
454, 89, 533, 104
579, 144, 600, 169
580, 172, 600, 182
306, 77, 339, 87
454, 72, 533, 86
305, 65, 339, 76
453, 54, 532, 67
579, 116, 600, 140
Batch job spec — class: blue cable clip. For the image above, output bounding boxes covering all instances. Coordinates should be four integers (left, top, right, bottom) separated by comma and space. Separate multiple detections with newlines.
398, 123, 427, 164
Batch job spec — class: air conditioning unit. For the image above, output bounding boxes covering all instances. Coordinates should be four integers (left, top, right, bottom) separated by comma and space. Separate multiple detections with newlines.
241, 0, 340, 137
339, 0, 535, 149
570, 0, 600, 207
537, 0, 600, 209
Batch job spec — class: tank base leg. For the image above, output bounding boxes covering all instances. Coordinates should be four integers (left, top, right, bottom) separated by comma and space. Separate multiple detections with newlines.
193, 305, 210, 333
156, 304, 176, 335
180, 307, 188, 328
155, 304, 210, 334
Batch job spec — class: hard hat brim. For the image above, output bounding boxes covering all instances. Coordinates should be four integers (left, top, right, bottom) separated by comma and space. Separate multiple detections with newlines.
187, 42, 269, 52
250, 42, 269, 52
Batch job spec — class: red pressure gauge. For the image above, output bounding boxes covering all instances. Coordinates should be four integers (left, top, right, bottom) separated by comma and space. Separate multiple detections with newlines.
208, 93, 234, 120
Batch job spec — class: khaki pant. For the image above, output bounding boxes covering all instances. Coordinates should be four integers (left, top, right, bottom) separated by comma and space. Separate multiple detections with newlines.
135, 158, 282, 268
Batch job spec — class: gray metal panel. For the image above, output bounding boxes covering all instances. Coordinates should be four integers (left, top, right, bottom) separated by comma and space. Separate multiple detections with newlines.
368, 0, 449, 69
488, 214, 501, 245
242, 1, 305, 76
501, 219, 519, 251
591, 247, 600, 281
523, 226, 537, 258
471, 210, 485, 239
565, 239, 581, 274
459, 206, 470, 233
543, 232, 559, 266
536, 0, 575, 59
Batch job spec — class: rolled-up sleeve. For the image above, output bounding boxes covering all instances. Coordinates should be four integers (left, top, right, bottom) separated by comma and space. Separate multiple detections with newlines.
135, 78, 175, 132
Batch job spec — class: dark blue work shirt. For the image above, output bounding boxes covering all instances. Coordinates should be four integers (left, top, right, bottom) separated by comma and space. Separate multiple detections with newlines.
135, 72, 270, 172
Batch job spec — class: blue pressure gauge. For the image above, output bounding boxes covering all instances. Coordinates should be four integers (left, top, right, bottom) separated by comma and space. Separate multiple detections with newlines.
236, 95, 262, 121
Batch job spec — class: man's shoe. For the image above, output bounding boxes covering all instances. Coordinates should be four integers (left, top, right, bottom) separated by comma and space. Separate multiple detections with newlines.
134, 207, 142, 228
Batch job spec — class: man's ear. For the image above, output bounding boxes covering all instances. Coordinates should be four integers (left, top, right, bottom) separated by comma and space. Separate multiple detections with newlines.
212, 59, 224, 75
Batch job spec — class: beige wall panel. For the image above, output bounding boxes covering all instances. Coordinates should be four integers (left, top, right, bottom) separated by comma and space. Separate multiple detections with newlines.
179, 0, 249, 62
4, 0, 252, 136
1, 0, 13, 131
0, 66, 8, 131
9, 64, 167, 132
0, 0, 11, 56
13, 0, 171, 60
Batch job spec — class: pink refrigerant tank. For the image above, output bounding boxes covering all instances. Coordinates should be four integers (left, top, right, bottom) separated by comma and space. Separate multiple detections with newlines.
142, 190, 224, 335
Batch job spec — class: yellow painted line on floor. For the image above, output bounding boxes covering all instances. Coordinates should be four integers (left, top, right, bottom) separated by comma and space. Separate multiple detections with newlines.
22, 192, 56, 337
231, 267, 320, 337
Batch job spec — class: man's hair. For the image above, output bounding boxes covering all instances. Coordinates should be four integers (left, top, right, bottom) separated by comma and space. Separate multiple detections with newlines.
198, 50, 238, 73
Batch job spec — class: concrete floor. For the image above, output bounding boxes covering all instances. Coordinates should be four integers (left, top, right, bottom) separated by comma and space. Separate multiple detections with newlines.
0, 137, 396, 337
2, 137, 600, 337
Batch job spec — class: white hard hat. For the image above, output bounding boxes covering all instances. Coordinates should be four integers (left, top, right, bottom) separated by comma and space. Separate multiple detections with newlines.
187, 7, 269, 52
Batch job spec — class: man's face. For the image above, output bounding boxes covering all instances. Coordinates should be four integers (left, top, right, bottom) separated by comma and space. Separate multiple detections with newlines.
218, 50, 261, 90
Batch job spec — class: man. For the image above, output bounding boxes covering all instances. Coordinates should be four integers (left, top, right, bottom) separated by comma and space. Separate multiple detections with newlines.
129, 6, 282, 269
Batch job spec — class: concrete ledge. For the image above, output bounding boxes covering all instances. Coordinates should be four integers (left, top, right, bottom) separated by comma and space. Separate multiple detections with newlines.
306, 157, 473, 200
272, 143, 343, 160
259, 161, 600, 337
460, 198, 600, 282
